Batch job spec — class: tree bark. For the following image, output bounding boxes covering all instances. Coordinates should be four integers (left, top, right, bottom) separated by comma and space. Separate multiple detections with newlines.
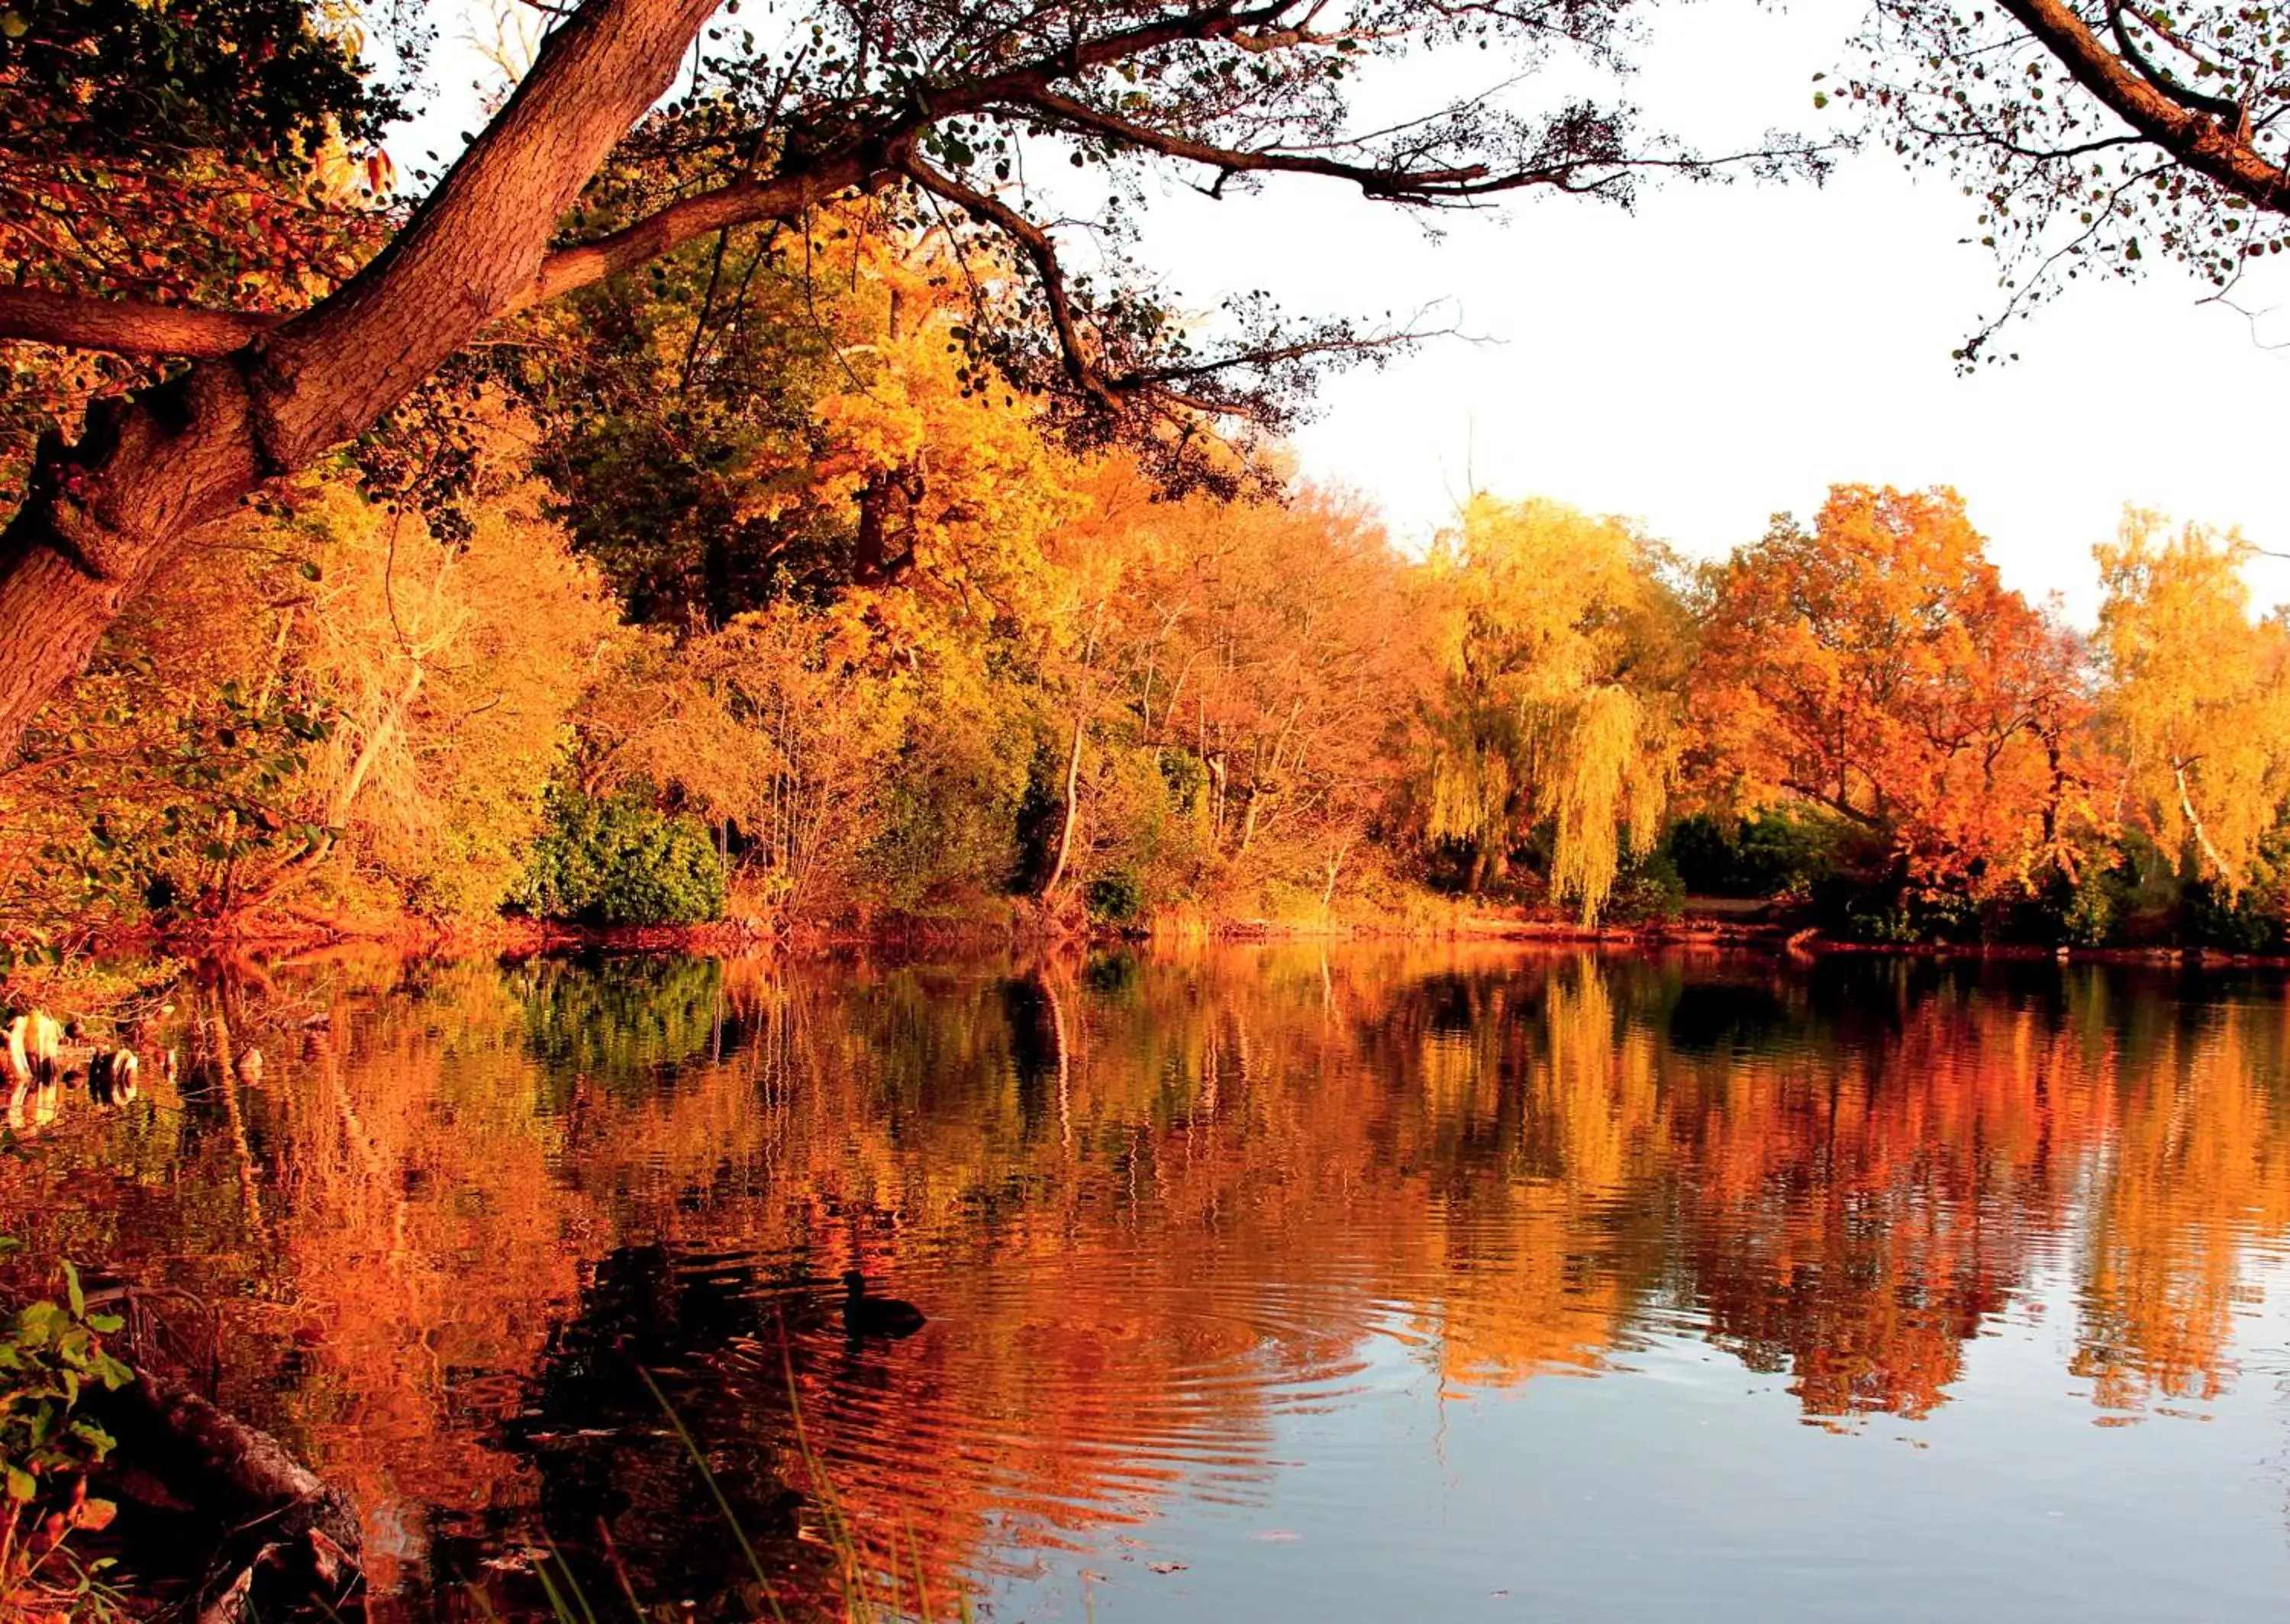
2173, 759, 2236, 882
0, 292, 282, 356
1043, 600, 1105, 897
1043, 713, 1085, 897
1320, 833, 1352, 913
103, 1371, 361, 1555
1995, 0, 2290, 211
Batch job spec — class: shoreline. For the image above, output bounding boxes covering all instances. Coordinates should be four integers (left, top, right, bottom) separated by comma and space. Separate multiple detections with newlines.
78, 904, 2290, 972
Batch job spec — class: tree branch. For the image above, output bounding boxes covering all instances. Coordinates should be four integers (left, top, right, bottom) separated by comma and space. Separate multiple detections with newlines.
1998, 0, 2288, 210
899, 153, 1124, 412
2104, 0, 2243, 124
0, 4, 1321, 359
1780, 777, 1885, 830
0, 291, 283, 358
1011, 86, 1545, 199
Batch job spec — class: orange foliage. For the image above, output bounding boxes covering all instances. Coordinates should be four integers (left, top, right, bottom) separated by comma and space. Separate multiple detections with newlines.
1693, 485, 2095, 894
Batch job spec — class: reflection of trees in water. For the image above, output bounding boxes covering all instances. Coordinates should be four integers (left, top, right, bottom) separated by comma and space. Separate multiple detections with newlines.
510, 955, 737, 1100
1665, 979, 1793, 1055
5, 948, 2290, 1612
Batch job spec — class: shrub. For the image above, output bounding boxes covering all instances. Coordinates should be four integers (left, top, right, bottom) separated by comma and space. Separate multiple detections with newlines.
2059, 863, 2130, 947
1085, 869, 1145, 926
0, 1249, 134, 1616
514, 785, 725, 926
2182, 877, 2288, 953
1827, 884, 1979, 945
1664, 808, 1842, 899
1605, 846, 1685, 923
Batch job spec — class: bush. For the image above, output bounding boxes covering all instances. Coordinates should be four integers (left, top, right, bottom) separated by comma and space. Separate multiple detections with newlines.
2182, 877, 2288, 953
2059, 862, 2131, 947
1827, 884, 1979, 945
1606, 846, 1685, 923
1665, 808, 1842, 898
1085, 869, 1145, 926
514, 785, 725, 926
0, 1249, 134, 1614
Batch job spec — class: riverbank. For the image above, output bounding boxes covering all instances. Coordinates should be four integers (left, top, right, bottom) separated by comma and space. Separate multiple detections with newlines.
43, 897, 2290, 964
16, 897, 2290, 1033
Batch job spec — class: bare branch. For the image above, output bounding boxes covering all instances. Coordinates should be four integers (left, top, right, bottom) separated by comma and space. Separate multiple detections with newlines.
1012, 85, 1567, 200
900, 153, 1124, 412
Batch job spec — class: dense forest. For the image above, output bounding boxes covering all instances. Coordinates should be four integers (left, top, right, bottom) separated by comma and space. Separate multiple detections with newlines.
4, 0, 2290, 982
4, 205, 2287, 959
4, 199, 2289, 957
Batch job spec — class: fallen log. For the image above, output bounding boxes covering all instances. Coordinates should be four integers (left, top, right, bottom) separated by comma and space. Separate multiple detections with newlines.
89, 1368, 363, 1622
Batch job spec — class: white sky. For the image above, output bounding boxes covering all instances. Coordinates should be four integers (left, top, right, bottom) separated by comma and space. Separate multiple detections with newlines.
1113, 0, 2290, 622
400, 0, 2290, 623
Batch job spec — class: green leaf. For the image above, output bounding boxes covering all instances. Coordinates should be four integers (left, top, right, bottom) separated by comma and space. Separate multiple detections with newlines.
18, 1301, 63, 1345
5, 1465, 34, 1502
0, 11, 27, 39
63, 1258, 83, 1320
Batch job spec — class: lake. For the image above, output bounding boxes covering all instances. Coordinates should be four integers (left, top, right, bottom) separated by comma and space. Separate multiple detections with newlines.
9, 946, 2290, 1622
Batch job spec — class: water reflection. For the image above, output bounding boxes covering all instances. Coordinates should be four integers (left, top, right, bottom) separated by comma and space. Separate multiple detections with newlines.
5, 948, 2290, 1618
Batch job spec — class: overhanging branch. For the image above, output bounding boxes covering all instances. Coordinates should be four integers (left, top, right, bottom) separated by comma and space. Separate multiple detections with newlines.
1997, 0, 2290, 210
1011, 86, 1539, 200
900, 153, 1124, 413
0, 292, 284, 359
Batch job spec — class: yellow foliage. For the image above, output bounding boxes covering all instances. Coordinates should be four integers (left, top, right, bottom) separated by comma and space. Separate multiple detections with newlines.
1426, 496, 1682, 921
287, 478, 619, 914
583, 598, 918, 915
2095, 511, 2290, 888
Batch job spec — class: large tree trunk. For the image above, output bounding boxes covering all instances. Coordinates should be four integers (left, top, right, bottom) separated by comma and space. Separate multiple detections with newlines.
0, 0, 722, 759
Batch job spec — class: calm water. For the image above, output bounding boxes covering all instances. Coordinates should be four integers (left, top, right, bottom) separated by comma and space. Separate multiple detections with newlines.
10, 946, 2290, 1621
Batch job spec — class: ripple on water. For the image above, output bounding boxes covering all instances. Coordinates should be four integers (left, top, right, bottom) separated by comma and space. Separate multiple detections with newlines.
729, 1249, 1392, 1536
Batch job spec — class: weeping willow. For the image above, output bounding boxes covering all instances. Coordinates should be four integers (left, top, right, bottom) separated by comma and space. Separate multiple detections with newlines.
1427, 723, 1518, 875
1429, 686, 1669, 923
1426, 496, 1682, 924
1544, 685, 1668, 923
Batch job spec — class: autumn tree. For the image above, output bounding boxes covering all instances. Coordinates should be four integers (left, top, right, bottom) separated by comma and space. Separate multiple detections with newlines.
0, 425, 617, 934
1421, 496, 1685, 920
0, 0, 1821, 764
2092, 511, 2290, 888
1029, 466, 1427, 920
550, 228, 1092, 920
1692, 485, 2093, 899
1153, 488, 1421, 907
